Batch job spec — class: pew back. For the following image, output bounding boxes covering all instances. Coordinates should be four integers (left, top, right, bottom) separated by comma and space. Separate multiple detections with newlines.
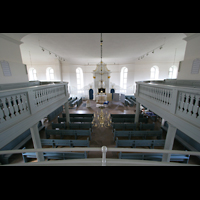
113, 129, 163, 141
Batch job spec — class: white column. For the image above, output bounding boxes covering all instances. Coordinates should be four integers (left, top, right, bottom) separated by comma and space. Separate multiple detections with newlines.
162, 123, 177, 162
58, 59, 63, 83
30, 122, 44, 162
161, 118, 165, 126
134, 101, 140, 123
64, 101, 70, 127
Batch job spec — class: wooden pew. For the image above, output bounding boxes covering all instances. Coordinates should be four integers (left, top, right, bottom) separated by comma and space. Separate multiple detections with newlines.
45, 128, 92, 140
139, 122, 155, 130
62, 113, 94, 118
52, 122, 93, 130
115, 137, 165, 148
112, 117, 148, 123
111, 114, 143, 119
22, 147, 87, 163
52, 122, 66, 129
113, 129, 163, 141
118, 152, 190, 163
58, 116, 93, 123
112, 123, 137, 132
41, 137, 90, 148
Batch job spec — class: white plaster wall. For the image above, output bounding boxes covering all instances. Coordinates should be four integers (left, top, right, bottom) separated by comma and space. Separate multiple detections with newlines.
0, 37, 29, 84
177, 34, 200, 80
26, 63, 61, 81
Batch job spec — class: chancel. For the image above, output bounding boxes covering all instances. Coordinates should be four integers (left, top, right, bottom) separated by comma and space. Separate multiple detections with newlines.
1, 33, 200, 166
93, 63, 111, 103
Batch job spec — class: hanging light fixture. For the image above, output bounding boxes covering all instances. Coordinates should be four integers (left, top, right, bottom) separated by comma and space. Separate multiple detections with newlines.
92, 33, 111, 128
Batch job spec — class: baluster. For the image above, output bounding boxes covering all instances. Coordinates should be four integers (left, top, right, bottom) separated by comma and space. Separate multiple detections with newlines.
23, 93, 29, 111
10, 96, 16, 116
46, 89, 49, 102
16, 95, 22, 115
186, 95, 191, 114
20, 94, 25, 113
159, 89, 162, 102
178, 92, 182, 110
3, 97, 10, 120
195, 97, 200, 118
183, 93, 189, 113
34, 91, 38, 106
168, 90, 172, 105
5, 98, 12, 118
190, 95, 196, 116
181, 93, 187, 112
0, 98, 6, 122
7, 96, 15, 118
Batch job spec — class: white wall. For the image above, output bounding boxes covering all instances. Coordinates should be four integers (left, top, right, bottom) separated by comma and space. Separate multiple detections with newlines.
27, 63, 61, 81
177, 33, 200, 80
0, 36, 28, 84
129, 61, 180, 93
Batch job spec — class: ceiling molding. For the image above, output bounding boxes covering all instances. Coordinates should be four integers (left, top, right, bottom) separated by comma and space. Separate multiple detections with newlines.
0, 33, 23, 45
183, 33, 200, 41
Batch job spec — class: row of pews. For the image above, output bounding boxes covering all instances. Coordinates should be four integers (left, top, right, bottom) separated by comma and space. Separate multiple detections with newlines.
22, 113, 94, 163
111, 113, 190, 163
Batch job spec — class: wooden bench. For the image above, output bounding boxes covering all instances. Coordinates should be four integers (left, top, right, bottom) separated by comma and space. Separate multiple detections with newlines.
69, 123, 93, 132
22, 147, 87, 163
52, 122, 66, 129
113, 129, 163, 141
52, 122, 93, 132
62, 113, 94, 118
111, 114, 143, 119
41, 137, 90, 148
112, 117, 148, 123
58, 116, 93, 123
139, 122, 155, 130
112, 123, 137, 132
118, 152, 190, 163
45, 128, 92, 140
115, 137, 165, 148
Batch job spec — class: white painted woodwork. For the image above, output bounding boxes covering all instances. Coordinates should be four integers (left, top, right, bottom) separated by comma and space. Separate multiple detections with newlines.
162, 123, 177, 162
0, 82, 68, 149
135, 81, 200, 143
1, 146, 200, 166
30, 122, 44, 162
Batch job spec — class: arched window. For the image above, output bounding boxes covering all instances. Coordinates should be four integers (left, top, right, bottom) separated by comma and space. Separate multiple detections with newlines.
46, 67, 54, 80
76, 67, 84, 93
168, 65, 177, 79
28, 68, 37, 81
120, 67, 128, 93
150, 66, 159, 79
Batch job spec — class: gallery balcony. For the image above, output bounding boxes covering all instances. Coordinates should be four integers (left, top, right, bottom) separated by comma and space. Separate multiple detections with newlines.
134, 79, 200, 144
0, 81, 69, 149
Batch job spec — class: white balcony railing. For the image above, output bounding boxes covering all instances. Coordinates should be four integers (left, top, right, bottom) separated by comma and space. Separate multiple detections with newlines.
135, 80, 200, 143
0, 146, 200, 166
0, 82, 68, 149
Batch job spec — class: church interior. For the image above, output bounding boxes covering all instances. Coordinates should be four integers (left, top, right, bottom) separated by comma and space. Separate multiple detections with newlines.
0, 33, 200, 166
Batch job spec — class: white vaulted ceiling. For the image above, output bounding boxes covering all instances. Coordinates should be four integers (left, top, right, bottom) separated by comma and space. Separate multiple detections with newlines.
3, 33, 188, 65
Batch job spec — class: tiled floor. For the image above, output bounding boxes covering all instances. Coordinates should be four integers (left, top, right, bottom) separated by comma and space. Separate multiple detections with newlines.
8, 100, 200, 165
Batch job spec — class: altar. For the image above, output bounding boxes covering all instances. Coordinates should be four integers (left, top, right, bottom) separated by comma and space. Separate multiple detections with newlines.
93, 63, 111, 101
96, 94, 107, 103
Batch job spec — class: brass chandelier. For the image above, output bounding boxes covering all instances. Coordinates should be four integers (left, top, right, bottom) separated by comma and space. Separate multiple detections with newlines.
92, 33, 111, 128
